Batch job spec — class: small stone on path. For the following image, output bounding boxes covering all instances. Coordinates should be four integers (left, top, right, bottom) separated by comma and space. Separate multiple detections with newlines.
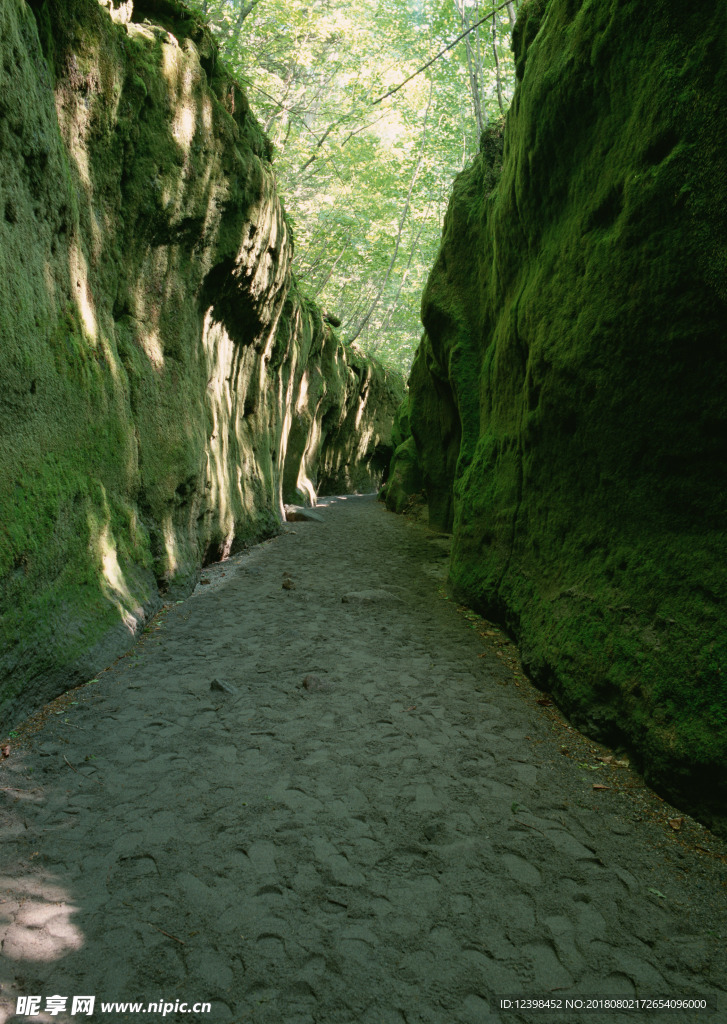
342, 589, 403, 605
301, 674, 330, 692
210, 678, 238, 695
284, 505, 324, 523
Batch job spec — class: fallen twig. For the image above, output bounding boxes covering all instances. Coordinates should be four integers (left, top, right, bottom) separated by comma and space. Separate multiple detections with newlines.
149, 923, 186, 945
514, 820, 545, 836
64, 755, 103, 785
121, 900, 186, 944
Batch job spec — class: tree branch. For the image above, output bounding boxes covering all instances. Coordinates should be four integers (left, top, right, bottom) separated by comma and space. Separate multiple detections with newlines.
299, 111, 389, 173
372, 0, 513, 105
230, 0, 262, 46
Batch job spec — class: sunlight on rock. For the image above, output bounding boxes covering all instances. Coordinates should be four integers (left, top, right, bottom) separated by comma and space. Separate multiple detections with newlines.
162, 514, 179, 577
55, 98, 92, 191
218, 532, 234, 561
0, 876, 83, 962
126, 22, 157, 47
171, 99, 196, 154
357, 424, 374, 459
162, 36, 201, 186
201, 94, 213, 133
99, 527, 130, 602
241, 195, 289, 313
131, 252, 169, 369
69, 243, 97, 343
142, 328, 165, 370
295, 473, 317, 507
99, 334, 123, 387
86, 508, 142, 636
201, 313, 239, 551
296, 416, 322, 505
354, 395, 366, 431
98, 0, 133, 25
161, 32, 183, 80
296, 371, 309, 413
53, 60, 107, 259
203, 316, 235, 406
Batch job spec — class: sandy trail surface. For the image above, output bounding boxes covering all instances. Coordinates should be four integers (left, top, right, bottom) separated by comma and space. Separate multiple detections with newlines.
2, 495, 726, 1024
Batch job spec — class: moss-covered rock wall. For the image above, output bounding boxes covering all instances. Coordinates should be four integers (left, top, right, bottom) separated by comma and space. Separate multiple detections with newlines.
395, 0, 727, 831
0, 0, 402, 726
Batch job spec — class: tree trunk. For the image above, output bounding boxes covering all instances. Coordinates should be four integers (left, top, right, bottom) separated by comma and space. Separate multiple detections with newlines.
347, 81, 434, 345
311, 236, 354, 297
491, 14, 505, 115
380, 224, 424, 333
456, 0, 486, 134
230, 0, 262, 47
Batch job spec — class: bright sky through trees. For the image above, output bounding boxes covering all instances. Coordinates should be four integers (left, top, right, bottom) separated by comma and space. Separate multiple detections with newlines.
189, 0, 519, 372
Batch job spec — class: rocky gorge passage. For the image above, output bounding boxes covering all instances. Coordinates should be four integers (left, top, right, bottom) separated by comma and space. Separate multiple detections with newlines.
385, 0, 727, 829
1, 496, 726, 1024
0, 0, 403, 726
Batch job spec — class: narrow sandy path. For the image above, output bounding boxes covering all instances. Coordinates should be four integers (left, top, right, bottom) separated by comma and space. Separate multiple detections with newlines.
2, 496, 726, 1024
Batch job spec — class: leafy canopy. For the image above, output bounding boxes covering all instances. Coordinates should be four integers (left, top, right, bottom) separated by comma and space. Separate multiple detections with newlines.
188, 0, 518, 373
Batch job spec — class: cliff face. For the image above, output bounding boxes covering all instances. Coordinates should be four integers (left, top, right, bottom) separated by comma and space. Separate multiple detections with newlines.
390, 0, 727, 831
0, 0, 402, 725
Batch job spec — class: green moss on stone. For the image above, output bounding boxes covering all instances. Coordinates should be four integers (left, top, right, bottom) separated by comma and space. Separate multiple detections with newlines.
0, 0, 402, 727
400, 0, 727, 833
